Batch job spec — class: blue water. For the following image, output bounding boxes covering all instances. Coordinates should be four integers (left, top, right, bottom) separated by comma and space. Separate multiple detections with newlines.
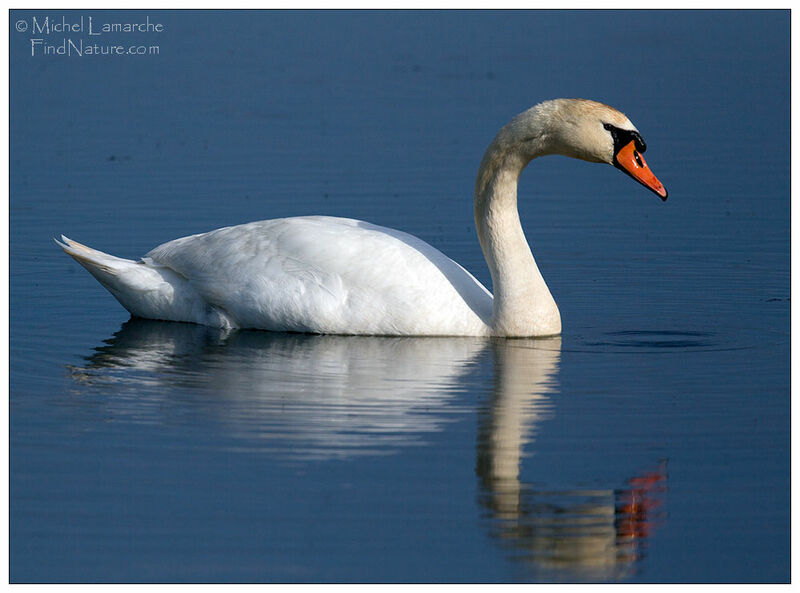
10, 10, 789, 583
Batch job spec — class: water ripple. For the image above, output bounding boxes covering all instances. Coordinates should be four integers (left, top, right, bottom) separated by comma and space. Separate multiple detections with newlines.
570, 328, 767, 354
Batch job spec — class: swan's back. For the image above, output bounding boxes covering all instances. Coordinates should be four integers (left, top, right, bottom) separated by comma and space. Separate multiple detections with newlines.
142, 216, 492, 335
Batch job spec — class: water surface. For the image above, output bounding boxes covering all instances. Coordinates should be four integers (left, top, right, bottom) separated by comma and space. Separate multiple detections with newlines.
10, 9, 789, 582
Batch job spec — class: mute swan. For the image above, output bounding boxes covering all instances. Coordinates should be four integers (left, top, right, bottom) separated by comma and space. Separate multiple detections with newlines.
57, 99, 667, 337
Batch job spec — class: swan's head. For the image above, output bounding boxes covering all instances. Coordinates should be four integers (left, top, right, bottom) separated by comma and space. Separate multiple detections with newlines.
511, 99, 668, 200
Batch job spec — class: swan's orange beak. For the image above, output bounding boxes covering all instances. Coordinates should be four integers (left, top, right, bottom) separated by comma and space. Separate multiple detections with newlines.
615, 140, 668, 201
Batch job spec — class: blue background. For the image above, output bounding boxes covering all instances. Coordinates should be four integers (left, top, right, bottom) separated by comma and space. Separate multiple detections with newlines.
10, 10, 790, 582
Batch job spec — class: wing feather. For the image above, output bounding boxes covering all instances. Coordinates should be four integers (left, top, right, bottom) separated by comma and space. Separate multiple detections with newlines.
144, 216, 492, 335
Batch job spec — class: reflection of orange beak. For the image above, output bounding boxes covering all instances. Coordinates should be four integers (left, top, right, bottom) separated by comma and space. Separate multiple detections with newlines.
615, 140, 668, 201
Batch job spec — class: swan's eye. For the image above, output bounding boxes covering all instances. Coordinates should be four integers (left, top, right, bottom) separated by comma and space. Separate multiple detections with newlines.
633, 150, 643, 168
604, 123, 648, 156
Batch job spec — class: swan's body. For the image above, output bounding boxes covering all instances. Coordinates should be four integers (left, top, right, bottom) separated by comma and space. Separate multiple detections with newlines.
59, 217, 493, 335
58, 99, 666, 337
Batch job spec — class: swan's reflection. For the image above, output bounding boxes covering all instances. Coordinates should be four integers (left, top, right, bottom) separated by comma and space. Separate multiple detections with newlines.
477, 338, 666, 580
70, 319, 665, 579
70, 319, 488, 459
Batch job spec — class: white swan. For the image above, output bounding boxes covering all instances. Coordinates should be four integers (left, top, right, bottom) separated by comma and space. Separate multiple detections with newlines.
57, 99, 667, 337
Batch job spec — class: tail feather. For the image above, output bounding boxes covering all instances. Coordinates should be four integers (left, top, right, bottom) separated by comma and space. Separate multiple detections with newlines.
56, 235, 213, 326
56, 235, 161, 314
55, 235, 135, 276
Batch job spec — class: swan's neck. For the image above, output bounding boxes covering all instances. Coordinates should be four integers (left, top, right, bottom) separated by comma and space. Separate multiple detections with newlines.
475, 129, 561, 337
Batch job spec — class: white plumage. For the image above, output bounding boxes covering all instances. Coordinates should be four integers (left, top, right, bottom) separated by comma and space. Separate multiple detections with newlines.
58, 217, 493, 335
